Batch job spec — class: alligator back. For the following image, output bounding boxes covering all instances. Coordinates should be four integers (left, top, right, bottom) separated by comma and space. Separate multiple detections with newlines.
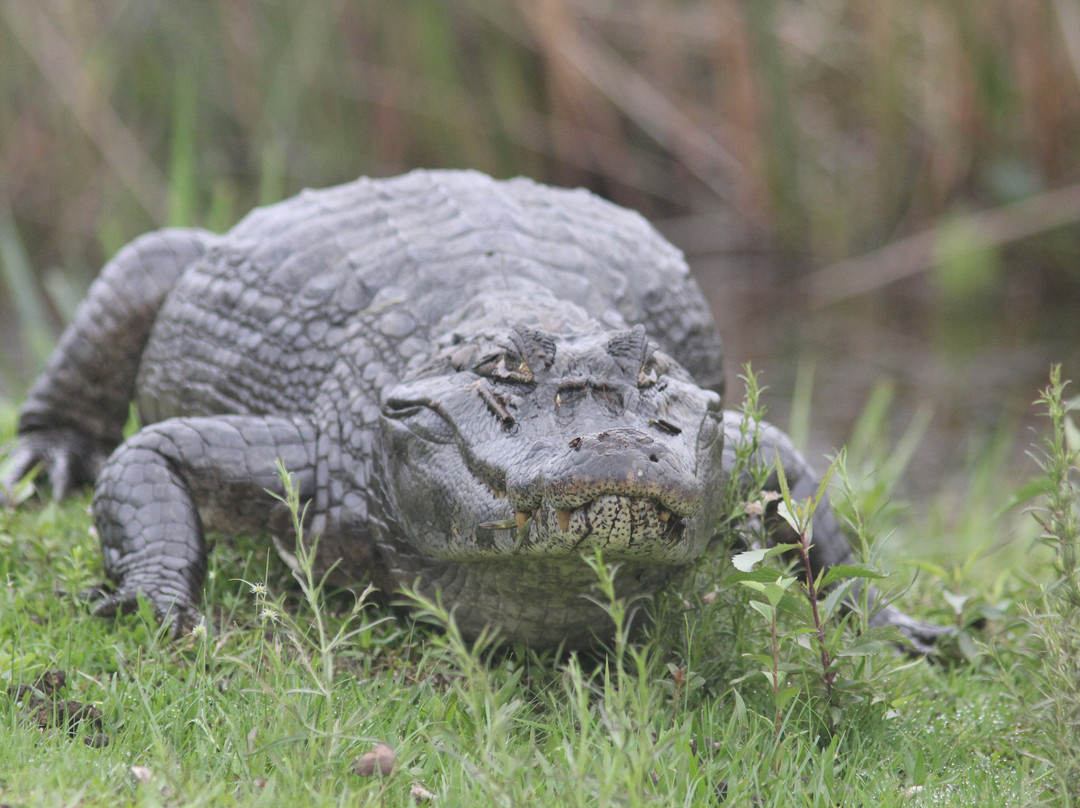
135, 170, 723, 422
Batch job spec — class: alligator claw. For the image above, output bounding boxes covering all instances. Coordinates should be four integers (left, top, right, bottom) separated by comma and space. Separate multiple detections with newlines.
86, 585, 202, 639
870, 604, 953, 656
1, 429, 110, 502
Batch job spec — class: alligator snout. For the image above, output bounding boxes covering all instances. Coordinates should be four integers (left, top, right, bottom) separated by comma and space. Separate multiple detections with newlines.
504, 427, 702, 520
483, 427, 703, 556
549, 428, 700, 513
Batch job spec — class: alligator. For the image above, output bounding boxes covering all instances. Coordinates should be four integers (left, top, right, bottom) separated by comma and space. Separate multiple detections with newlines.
3, 169, 943, 651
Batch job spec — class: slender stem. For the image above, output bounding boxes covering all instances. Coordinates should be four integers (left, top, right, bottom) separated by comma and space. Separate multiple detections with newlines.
798, 532, 834, 698
771, 609, 782, 741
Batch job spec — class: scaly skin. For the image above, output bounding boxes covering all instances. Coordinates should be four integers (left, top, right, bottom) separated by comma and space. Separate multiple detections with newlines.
4, 169, 944, 650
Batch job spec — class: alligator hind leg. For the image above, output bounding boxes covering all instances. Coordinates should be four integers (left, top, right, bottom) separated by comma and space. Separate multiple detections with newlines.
90, 415, 318, 635
3, 228, 215, 499
722, 411, 947, 653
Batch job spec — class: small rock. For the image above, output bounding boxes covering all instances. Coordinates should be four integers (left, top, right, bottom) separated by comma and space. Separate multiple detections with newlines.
130, 766, 153, 785
714, 779, 728, 804
8, 670, 109, 747
410, 782, 437, 803
352, 743, 395, 777
31, 699, 103, 736
84, 732, 111, 748
35, 669, 67, 696
6, 684, 42, 706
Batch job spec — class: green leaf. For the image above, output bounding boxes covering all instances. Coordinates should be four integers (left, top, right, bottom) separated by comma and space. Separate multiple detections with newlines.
778, 685, 801, 708
774, 449, 792, 508
909, 558, 951, 579
957, 630, 982, 663
748, 600, 775, 622
821, 579, 858, 621
977, 600, 1013, 621
991, 476, 1054, 518
763, 577, 796, 607
731, 687, 747, 728
837, 626, 908, 656
732, 547, 771, 572
818, 564, 886, 590
741, 653, 774, 669
731, 544, 795, 572
836, 638, 889, 657
776, 499, 800, 534
942, 589, 971, 615
732, 567, 798, 585
810, 458, 837, 512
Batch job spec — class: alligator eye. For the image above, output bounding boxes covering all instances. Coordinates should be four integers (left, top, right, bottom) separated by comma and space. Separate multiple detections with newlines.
475, 351, 534, 384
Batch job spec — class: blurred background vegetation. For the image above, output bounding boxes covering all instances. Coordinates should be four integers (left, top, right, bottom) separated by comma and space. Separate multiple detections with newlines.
2, 0, 1079, 494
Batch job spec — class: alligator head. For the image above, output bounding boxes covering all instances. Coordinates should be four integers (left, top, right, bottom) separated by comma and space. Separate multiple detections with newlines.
377, 294, 726, 572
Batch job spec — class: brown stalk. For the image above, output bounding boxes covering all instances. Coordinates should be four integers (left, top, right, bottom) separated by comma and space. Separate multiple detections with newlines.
498, 0, 750, 205
806, 181, 1080, 308
2, 2, 167, 222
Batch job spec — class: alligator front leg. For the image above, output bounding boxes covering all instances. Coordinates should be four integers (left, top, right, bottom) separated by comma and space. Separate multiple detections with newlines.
3, 229, 215, 499
90, 415, 318, 635
722, 411, 947, 653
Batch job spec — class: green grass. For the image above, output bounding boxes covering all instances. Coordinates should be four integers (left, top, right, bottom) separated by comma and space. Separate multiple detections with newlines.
0, 373, 1073, 807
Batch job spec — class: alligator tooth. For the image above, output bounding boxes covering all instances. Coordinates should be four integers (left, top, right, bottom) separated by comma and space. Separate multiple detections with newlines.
657, 507, 671, 523
516, 511, 530, 531
555, 508, 571, 532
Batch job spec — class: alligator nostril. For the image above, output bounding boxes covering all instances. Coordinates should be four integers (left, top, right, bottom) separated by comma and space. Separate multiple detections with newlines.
542, 428, 702, 517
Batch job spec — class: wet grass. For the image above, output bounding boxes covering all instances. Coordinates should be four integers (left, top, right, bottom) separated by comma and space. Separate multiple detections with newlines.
0, 374, 1074, 806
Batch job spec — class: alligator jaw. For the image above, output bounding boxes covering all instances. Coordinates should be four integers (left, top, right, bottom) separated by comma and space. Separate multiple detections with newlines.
467, 422, 700, 559
551, 502, 669, 535
476, 493, 686, 560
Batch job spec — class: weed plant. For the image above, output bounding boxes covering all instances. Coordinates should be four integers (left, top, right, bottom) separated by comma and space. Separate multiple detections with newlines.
1013, 366, 1080, 802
